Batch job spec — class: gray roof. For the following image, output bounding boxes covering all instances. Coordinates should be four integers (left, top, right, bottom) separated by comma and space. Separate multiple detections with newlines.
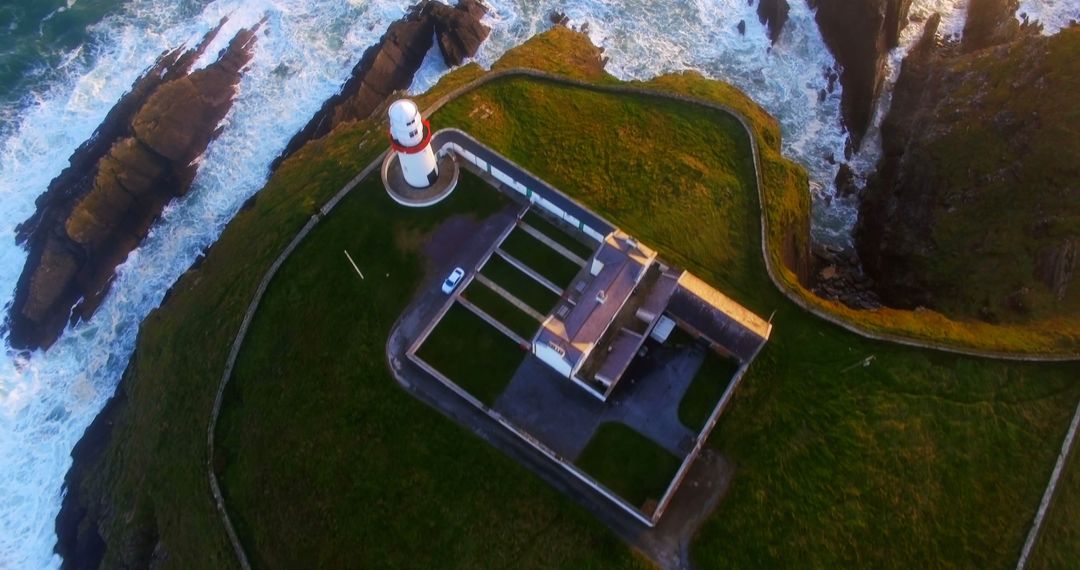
666, 276, 770, 362
594, 328, 646, 387
534, 232, 655, 372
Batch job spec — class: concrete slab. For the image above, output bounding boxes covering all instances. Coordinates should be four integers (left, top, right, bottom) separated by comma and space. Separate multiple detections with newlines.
603, 342, 704, 456
492, 339, 706, 463
493, 356, 603, 460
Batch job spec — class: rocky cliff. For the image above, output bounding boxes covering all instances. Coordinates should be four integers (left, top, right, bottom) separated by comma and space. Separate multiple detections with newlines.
808, 0, 912, 150
855, 9, 1078, 321
270, 0, 489, 170
7, 20, 262, 351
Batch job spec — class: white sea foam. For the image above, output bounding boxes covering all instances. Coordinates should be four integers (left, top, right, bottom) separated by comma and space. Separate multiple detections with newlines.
2, 0, 1078, 567
1019, 0, 1080, 33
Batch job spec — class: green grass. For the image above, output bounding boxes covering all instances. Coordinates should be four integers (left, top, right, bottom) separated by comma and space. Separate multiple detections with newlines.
69, 26, 1080, 570
430, 63, 1080, 567
498, 228, 583, 288
522, 209, 596, 259
576, 423, 682, 510
480, 255, 560, 315
417, 302, 526, 405
1028, 437, 1080, 570
458, 280, 541, 341
216, 174, 642, 568
678, 352, 741, 431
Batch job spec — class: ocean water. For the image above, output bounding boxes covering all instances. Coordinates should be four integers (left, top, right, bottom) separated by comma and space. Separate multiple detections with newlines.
0, 0, 1075, 567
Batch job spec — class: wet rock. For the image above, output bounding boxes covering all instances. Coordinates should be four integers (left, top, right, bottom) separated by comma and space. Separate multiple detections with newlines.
811, 243, 883, 310
270, 0, 489, 170
737, 19, 746, 35
549, 10, 570, 27
756, 0, 790, 43
431, 0, 491, 66
7, 19, 262, 351
834, 163, 859, 197
807, 0, 913, 149
963, 0, 1024, 51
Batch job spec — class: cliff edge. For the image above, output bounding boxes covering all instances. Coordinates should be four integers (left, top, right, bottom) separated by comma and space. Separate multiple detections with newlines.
856, 7, 1078, 322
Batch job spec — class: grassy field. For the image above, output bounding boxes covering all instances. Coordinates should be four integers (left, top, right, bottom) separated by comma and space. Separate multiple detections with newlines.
499, 228, 583, 288
576, 423, 682, 510
678, 352, 741, 431
459, 280, 541, 340
479, 255, 560, 314
426, 54, 1080, 567
522, 209, 596, 259
416, 302, 527, 405
216, 175, 642, 568
69, 27, 1079, 570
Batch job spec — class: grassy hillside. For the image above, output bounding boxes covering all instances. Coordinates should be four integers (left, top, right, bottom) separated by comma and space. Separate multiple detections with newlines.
69, 26, 1079, 569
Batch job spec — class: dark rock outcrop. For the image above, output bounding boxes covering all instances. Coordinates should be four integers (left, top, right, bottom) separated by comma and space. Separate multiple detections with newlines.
756, 0, 790, 43
963, 0, 1024, 51
270, 0, 489, 170
55, 376, 128, 570
808, 0, 913, 149
855, 7, 1078, 319
7, 20, 262, 350
432, 0, 489, 66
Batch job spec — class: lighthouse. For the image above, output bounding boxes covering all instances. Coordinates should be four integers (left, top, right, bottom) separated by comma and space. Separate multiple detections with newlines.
388, 99, 438, 188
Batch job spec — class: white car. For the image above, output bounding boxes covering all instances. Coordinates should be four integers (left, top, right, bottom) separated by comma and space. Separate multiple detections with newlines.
441, 267, 465, 294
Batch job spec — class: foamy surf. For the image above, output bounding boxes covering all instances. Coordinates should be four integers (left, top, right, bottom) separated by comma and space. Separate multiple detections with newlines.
1, 0, 1077, 567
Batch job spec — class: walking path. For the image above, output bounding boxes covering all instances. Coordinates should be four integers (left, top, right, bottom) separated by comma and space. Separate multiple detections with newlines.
207, 68, 1080, 570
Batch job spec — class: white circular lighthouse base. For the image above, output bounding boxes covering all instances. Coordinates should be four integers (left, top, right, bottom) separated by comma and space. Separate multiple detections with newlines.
381, 152, 459, 208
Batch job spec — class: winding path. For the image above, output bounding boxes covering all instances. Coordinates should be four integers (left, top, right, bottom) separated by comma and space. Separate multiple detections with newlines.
205, 68, 1080, 570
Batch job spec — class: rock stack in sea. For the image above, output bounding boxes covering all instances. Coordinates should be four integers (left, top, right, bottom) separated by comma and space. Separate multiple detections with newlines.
7, 18, 264, 350
270, 0, 490, 170
808, 0, 913, 151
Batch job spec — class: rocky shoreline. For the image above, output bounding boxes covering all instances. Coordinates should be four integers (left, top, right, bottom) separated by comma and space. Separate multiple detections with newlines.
51, 3, 490, 567
7, 19, 263, 351
270, 0, 488, 170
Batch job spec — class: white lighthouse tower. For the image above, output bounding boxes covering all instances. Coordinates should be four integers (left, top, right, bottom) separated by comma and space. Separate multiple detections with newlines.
388, 99, 438, 188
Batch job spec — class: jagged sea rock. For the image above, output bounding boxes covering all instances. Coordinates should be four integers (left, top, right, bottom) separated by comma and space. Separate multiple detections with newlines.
756, 0, 790, 43
270, 0, 489, 170
808, 0, 913, 149
6, 20, 262, 350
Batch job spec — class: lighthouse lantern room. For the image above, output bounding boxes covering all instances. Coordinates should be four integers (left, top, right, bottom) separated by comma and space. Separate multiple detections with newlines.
388, 99, 439, 188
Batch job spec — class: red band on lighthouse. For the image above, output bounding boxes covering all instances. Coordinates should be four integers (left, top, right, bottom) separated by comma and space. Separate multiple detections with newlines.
388, 119, 433, 154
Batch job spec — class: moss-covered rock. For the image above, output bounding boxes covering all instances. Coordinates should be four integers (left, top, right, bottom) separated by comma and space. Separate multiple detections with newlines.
856, 14, 1079, 323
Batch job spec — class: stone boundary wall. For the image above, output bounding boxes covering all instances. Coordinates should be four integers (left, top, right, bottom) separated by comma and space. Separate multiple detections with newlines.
1016, 398, 1080, 570
403, 348, 656, 527
653, 357, 756, 522
207, 67, 1079, 568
